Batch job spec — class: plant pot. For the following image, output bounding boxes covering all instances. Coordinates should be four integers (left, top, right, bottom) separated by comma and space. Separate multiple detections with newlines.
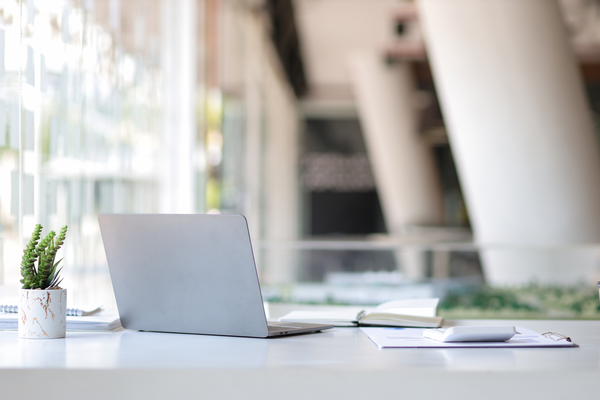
18, 288, 67, 339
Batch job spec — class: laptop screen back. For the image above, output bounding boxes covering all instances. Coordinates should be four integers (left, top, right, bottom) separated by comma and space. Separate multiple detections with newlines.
99, 214, 270, 337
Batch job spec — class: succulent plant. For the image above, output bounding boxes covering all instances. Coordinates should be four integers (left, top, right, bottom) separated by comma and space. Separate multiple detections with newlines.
20, 224, 68, 290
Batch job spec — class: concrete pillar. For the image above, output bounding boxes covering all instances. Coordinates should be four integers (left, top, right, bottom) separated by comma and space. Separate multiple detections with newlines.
417, 0, 600, 284
349, 54, 444, 279
262, 63, 302, 284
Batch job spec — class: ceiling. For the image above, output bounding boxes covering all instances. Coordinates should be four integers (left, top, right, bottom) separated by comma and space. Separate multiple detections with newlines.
293, 0, 405, 101
291, 0, 600, 103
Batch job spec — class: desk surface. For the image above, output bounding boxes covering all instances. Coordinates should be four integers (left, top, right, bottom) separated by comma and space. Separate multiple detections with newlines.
1, 319, 599, 399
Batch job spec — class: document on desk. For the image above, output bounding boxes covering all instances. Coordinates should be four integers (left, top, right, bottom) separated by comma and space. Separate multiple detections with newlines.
361, 326, 577, 348
0, 309, 121, 331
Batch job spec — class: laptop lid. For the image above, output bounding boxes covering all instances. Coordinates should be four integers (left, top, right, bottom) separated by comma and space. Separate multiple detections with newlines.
99, 213, 273, 337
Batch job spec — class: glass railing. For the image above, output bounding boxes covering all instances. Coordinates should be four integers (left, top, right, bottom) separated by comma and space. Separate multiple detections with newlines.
255, 238, 600, 320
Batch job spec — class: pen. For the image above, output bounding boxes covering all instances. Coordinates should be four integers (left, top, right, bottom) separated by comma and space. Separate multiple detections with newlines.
541, 332, 571, 342
355, 310, 366, 321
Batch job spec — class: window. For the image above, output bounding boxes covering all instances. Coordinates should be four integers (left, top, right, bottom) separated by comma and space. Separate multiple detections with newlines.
0, 0, 163, 306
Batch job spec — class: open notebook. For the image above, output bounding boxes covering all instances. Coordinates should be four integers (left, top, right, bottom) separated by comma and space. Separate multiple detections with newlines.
279, 298, 443, 328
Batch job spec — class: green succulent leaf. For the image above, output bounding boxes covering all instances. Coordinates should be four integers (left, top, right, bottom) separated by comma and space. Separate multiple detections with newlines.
20, 225, 68, 289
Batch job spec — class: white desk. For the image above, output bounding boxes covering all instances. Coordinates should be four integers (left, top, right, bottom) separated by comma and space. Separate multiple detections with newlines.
1, 319, 598, 400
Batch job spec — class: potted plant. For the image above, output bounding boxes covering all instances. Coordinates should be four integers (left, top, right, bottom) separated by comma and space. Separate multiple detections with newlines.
18, 224, 68, 339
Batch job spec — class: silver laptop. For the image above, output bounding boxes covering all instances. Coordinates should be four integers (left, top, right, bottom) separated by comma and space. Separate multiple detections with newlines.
98, 213, 333, 338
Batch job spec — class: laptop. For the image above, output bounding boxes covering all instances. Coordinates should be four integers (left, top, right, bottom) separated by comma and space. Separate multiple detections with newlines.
98, 213, 334, 338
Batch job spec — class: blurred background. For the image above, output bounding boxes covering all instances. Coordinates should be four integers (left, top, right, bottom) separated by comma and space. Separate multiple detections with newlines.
1, 0, 600, 319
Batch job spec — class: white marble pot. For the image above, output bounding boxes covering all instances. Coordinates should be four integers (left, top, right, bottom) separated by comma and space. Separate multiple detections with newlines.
18, 288, 67, 339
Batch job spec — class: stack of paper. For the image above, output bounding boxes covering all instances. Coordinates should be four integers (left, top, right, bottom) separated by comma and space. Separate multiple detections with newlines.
0, 304, 103, 316
0, 309, 121, 331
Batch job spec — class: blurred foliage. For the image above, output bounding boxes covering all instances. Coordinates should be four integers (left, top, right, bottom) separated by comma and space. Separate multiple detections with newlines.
439, 283, 600, 320
264, 282, 600, 320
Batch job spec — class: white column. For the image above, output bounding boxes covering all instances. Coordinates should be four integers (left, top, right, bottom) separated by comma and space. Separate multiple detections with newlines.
350, 53, 444, 279
417, 0, 600, 284
349, 54, 443, 232
160, 0, 197, 213
262, 67, 301, 284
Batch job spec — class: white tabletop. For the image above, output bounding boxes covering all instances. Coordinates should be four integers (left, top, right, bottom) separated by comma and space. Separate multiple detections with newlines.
1, 319, 598, 399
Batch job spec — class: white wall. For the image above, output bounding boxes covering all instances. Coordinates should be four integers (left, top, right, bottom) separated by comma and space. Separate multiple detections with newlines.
239, 7, 302, 284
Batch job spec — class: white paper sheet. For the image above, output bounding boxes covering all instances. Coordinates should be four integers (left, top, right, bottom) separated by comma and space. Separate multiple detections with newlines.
360, 326, 576, 348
